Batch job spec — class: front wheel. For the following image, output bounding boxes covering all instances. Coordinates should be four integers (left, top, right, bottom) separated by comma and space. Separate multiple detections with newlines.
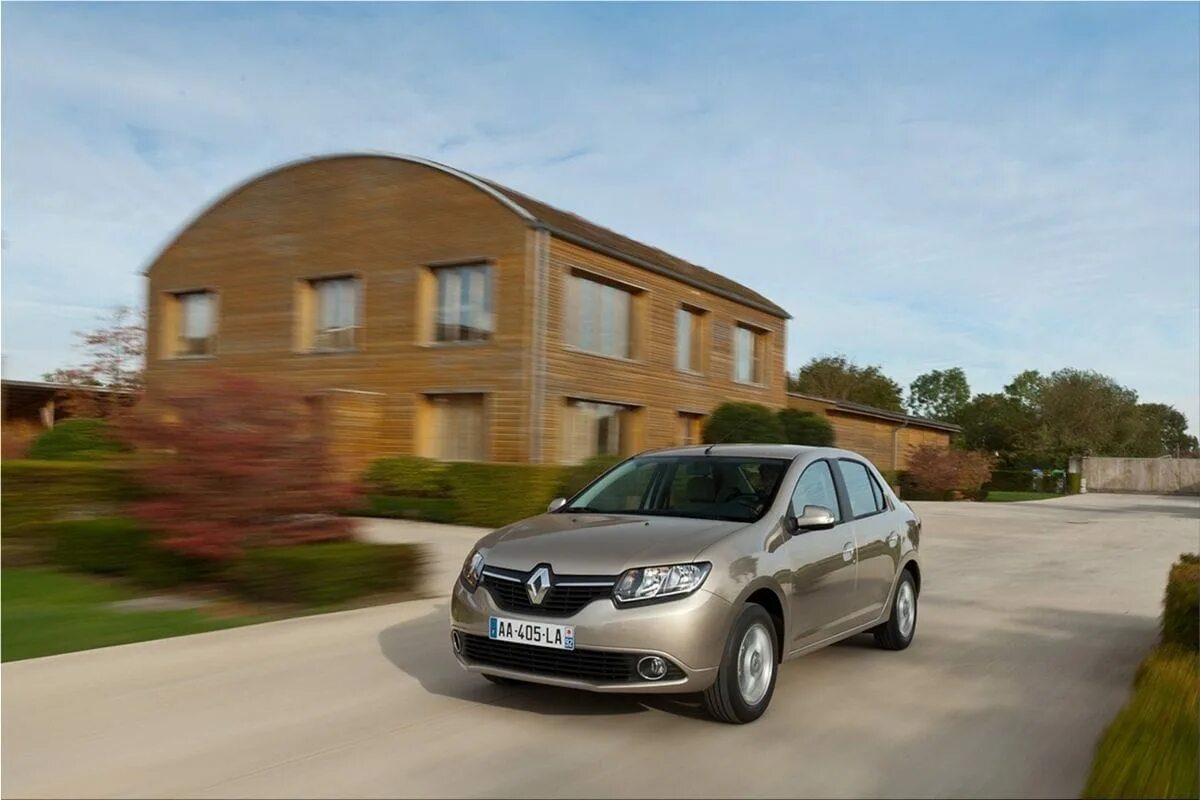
873, 571, 917, 651
701, 604, 778, 724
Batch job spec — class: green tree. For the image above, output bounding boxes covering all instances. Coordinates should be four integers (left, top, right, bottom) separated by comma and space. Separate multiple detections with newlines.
908, 367, 971, 422
1031, 368, 1141, 464
701, 403, 785, 445
957, 392, 1037, 464
777, 409, 835, 446
789, 355, 904, 413
1004, 369, 1046, 409
1130, 403, 1195, 457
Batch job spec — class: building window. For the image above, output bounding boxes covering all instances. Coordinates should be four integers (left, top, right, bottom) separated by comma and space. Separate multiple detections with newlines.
309, 277, 358, 351
567, 274, 633, 359
562, 399, 635, 464
676, 307, 705, 373
733, 324, 766, 384
679, 412, 705, 445
427, 394, 486, 461
168, 290, 215, 357
435, 264, 492, 342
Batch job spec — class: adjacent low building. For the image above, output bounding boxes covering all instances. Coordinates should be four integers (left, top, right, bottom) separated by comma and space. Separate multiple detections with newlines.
144, 154, 790, 474
786, 391, 960, 471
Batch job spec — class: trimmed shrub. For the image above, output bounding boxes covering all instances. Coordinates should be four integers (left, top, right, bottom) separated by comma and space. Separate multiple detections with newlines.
362, 457, 453, 498
906, 445, 994, 500
1083, 646, 1199, 799
447, 463, 567, 527
702, 402, 785, 445
1, 460, 138, 536
1163, 556, 1200, 650
228, 542, 424, 606
556, 455, 621, 500
777, 409, 835, 446
47, 516, 210, 586
26, 419, 127, 461
360, 495, 460, 523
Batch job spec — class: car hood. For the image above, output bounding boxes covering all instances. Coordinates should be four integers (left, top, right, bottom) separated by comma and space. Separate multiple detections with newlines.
477, 512, 746, 575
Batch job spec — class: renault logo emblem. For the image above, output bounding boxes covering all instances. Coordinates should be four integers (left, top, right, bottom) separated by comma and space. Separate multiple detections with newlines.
526, 566, 552, 605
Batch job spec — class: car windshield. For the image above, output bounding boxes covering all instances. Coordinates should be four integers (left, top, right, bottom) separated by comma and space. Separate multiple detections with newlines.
562, 455, 790, 523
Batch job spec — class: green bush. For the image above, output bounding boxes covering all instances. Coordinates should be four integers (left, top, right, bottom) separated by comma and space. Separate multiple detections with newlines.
361, 457, 452, 498
1163, 556, 1200, 650
47, 517, 211, 587
702, 402, 785, 445
228, 541, 423, 606
359, 495, 461, 523
777, 409, 835, 446
26, 419, 127, 461
1, 460, 140, 536
446, 463, 566, 528
556, 454, 622, 499
1083, 646, 1199, 799
879, 470, 908, 495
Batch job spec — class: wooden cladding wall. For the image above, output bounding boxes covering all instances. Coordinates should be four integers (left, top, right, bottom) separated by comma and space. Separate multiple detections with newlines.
539, 238, 787, 463
785, 394, 954, 470
145, 156, 534, 463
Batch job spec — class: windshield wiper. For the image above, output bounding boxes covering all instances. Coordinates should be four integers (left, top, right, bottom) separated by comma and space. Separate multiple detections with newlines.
561, 505, 602, 513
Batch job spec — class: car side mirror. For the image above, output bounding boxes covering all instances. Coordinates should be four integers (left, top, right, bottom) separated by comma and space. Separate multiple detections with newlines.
547, 497, 567, 513
790, 504, 836, 532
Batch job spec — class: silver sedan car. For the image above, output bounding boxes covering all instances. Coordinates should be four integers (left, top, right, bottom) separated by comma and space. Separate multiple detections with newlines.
450, 445, 922, 723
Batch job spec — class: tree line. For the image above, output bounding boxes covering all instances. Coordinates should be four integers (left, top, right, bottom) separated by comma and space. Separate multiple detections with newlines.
789, 355, 1198, 468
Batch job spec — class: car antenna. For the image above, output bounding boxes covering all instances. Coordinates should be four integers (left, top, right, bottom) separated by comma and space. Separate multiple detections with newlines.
703, 410, 761, 456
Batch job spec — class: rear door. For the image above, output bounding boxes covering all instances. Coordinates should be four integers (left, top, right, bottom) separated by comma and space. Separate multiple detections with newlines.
784, 459, 860, 650
833, 458, 898, 623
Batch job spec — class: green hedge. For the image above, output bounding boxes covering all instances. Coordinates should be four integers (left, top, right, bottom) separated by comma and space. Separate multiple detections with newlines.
360, 455, 622, 528
47, 517, 212, 587
26, 419, 128, 461
1163, 556, 1200, 650
1083, 646, 1199, 799
1, 460, 139, 536
228, 542, 423, 606
778, 409, 835, 446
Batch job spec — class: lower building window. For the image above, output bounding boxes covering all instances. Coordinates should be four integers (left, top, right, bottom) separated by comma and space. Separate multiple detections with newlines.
678, 412, 705, 445
562, 399, 636, 464
427, 393, 486, 461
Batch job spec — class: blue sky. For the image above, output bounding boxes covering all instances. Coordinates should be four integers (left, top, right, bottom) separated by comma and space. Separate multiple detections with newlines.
3, 2, 1198, 430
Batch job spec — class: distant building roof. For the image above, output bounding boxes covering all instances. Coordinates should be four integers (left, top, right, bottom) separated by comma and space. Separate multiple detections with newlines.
787, 391, 962, 433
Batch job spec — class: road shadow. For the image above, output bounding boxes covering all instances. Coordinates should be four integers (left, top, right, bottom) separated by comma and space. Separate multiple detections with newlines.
377, 604, 710, 721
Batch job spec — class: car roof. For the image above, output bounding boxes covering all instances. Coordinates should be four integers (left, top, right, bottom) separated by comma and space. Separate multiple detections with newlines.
636, 444, 870, 462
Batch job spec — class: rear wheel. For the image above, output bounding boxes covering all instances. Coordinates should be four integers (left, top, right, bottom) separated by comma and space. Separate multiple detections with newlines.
873, 571, 917, 651
701, 604, 778, 724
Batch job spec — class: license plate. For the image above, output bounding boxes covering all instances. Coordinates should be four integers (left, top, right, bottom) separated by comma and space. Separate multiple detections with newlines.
489, 617, 575, 650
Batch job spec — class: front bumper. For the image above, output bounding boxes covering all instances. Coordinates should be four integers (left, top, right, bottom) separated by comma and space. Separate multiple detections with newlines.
450, 580, 733, 693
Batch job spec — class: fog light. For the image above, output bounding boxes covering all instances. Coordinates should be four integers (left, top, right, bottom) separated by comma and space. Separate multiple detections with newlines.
450, 630, 463, 654
637, 655, 668, 680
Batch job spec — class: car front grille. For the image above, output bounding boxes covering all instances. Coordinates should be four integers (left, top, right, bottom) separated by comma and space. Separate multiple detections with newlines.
480, 567, 615, 617
460, 635, 685, 683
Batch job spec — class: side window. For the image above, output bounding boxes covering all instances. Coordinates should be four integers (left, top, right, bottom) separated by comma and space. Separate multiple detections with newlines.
839, 460, 884, 518
790, 461, 841, 522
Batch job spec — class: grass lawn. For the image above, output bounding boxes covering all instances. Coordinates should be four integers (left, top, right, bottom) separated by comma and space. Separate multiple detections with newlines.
1, 567, 266, 662
985, 491, 1062, 502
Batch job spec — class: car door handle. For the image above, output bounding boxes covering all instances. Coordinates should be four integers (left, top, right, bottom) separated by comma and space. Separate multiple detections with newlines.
887, 532, 900, 548
841, 542, 855, 563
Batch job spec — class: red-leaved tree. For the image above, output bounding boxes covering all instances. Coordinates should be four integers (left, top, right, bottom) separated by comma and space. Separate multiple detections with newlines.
43, 305, 145, 418
120, 375, 356, 560
906, 445, 994, 498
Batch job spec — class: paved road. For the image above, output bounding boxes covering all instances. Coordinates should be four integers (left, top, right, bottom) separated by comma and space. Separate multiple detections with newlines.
4, 494, 1197, 799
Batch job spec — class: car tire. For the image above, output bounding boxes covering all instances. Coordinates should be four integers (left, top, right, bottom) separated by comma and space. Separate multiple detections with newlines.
701, 603, 778, 724
873, 570, 917, 651
481, 673, 523, 686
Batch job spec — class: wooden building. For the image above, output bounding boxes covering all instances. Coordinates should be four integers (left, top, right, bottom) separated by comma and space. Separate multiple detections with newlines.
787, 392, 960, 471
144, 154, 789, 474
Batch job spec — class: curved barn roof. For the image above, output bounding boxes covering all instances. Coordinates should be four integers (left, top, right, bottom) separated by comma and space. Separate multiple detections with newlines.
148, 153, 789, 319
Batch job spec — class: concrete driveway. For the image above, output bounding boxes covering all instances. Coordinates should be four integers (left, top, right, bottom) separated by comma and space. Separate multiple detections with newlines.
3, 493, 1197, 799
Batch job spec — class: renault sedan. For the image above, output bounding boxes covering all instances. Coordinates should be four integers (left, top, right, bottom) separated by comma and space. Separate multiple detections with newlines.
450, 444, 921, 723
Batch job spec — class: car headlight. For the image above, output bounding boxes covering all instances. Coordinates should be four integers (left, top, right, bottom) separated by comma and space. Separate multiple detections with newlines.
613, 563, 712, 604
460, 550, 485, 591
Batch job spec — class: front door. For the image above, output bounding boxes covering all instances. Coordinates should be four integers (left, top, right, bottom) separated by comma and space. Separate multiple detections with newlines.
784, 459, 860, 652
